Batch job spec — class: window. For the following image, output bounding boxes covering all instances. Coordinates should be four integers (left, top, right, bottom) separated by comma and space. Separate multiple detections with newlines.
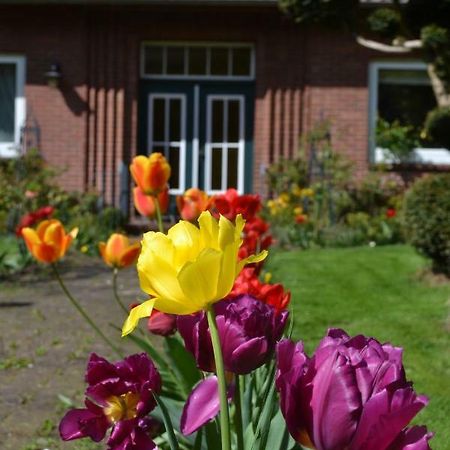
148, 93, 186, 194
205, 95, 245, 194
369, 61, 450, 165
0, 56, 25, 157
141, 43, 254, 80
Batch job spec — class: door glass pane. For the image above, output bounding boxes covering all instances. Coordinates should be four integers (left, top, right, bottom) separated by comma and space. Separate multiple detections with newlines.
228, 100, 240, 143
170, 99, 181, 141
210, 48, 229, 76
211, 147, 222, 190
212, 100, 224, 142
144, 46, 163, 75
188, 47, 207, 75
166, 47, 185, 75
169, 146, 180, 189
0, 63, 16, 142
152, 145, 165, 153
227, 147, 238, 189
152, 98, 165, 142
232, 48, 251, 76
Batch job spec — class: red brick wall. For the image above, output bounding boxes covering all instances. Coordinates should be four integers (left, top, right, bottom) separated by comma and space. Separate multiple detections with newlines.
0, 4, 392, 210
0, 6, 88, 192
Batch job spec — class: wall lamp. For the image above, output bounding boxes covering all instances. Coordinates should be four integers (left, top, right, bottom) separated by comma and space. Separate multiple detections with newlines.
45, 63, 62, 88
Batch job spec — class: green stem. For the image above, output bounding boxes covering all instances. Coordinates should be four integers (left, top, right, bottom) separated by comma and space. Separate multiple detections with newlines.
52, 264, 123, 358
206, 306, 231, 450
234, 375, 244, 450
112, 268, 129, 315
154, 195, 164, 233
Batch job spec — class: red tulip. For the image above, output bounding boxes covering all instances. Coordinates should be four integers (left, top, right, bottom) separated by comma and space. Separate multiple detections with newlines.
212, 188, 261, 221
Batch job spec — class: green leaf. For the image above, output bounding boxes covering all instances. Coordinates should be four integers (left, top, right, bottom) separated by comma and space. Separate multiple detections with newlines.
164, 335, 201, 394
153, 394, 180, 450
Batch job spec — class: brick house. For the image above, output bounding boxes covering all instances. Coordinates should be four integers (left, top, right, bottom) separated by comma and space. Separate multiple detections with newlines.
1, 0, 449, 216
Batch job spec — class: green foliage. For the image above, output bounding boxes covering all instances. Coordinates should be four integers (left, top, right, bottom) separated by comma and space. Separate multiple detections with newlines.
376, 118, 419, 160
367, 7, 401, 37
0, 149, 125, 261
404, 174, 450, 276
421, 24, 450, 91
423, 106, 450, 148
265, 123, 405, 249
278, 0, 358, 27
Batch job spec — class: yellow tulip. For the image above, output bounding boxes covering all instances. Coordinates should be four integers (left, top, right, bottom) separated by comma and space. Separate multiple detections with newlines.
122, 211, 267, 336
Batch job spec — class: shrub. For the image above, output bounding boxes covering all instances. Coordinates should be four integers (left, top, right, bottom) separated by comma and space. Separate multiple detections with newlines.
376, 118, 419, 160
424, 106, 450, 148
404, 174, 450, 275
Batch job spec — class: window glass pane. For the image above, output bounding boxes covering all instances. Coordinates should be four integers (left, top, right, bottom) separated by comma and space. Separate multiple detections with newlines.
169, 98, 181, 141
210, 48, 229, 76
144, 46, 163, 75
228, 100, 240, 143
169, 146, 180, 189
188, 47, 207, 75
151, 145, 165, 153
232, 48, 251, 76
212, 100, 224, 142
379, 69, 429, 85
227, 148, 238, 189
0, 63, 16, 142
166, 47, 185, 75
211, 147, 222, 190
152, 98, 166, 142
378, 70, 436, 132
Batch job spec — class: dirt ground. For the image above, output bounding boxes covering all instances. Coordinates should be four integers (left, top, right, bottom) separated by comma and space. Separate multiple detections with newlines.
0, 254, 144, 450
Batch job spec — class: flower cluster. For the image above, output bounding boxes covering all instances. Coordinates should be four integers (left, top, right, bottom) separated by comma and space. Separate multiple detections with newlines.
60, 353, 162, 449
16, 153, 432, 450
229, 267, 290, 314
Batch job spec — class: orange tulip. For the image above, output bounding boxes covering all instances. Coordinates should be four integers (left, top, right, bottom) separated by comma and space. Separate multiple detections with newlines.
133, 187, 169, 218
22, 219, 78, 264
176, 188, 210, 222
130, 153, 171, 195
98, 233, 141, 269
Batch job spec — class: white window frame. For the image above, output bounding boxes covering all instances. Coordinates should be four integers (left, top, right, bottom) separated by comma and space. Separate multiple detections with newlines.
369, 60, 450, 165
205, 94, 245, 195
0, 55, 26, 158
148, 93, 187, 195
140, 41, 255, 81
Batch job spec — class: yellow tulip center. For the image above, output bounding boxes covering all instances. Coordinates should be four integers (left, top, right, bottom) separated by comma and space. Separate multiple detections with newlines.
103, 392, 140, 423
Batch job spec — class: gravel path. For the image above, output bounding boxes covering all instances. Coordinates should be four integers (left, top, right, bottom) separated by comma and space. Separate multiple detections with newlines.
0, 255, 143, 450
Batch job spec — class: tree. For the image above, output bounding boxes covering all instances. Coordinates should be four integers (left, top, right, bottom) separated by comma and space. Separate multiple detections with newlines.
279, 0, 450, 108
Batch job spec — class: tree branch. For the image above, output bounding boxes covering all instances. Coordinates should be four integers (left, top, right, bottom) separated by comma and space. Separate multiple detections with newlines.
355, 35, 422, 53
426, 63, 450, 108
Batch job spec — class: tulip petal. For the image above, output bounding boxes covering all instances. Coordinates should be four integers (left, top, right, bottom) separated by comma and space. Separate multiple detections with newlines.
168, 220, 201, 267
138, 247, 186, 302
237, 250, 268, 274
218, 215, 236, 248
350, 386, 428, 450
122, 299, 156, 336
216, 242, 240, 300
229, 336, 268, 374
387, 426, 433, 450
198, 211, 219, 248
181, 376, 234, 435
310, 349, 361, 450
21, 227, 41, 252
178, 248, 222, 307
119, 243, 141, 268
59, 408, 109, 442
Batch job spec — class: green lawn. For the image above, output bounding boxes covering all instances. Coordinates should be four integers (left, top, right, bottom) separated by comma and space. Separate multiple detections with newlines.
266, 245, 450, 449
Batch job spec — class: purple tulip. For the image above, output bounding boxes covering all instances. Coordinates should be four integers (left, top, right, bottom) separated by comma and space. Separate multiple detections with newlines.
276, 329, 433, 450
178, 295, 288, 435
177, 294, 288, 375
59, 353, 161, 450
